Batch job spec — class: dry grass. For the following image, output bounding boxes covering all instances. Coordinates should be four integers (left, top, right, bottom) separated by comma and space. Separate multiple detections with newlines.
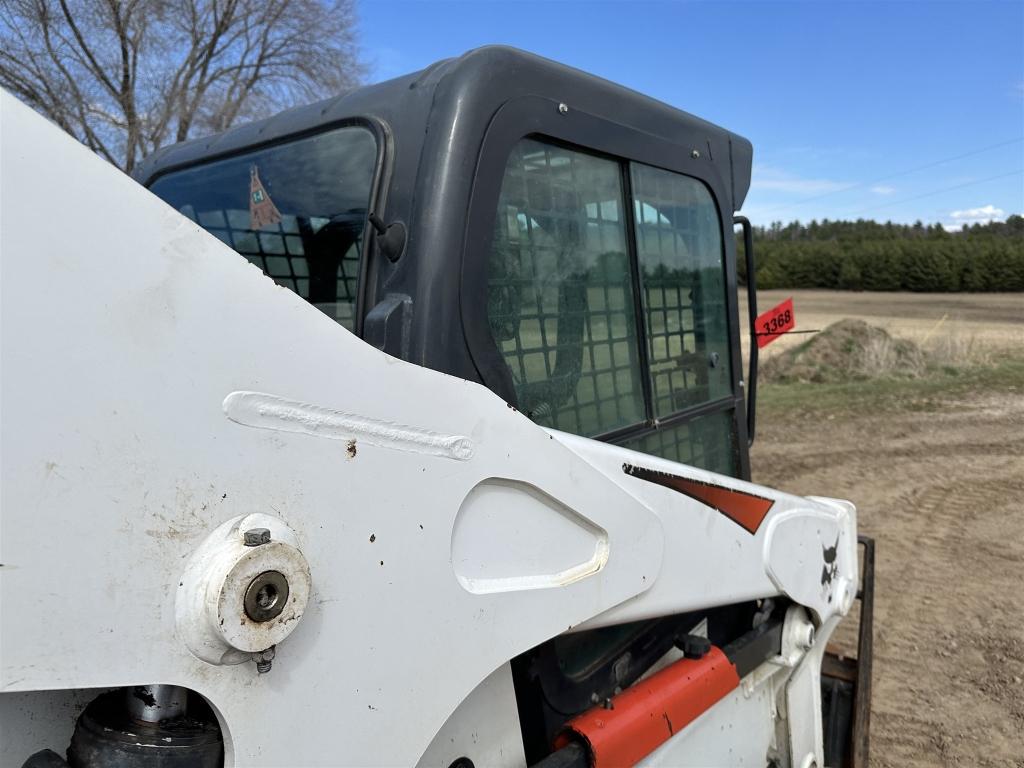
918, 319, 994, 369
761, 318, 928, 383
857, 333, 927, 378
760, 310, 1015, 385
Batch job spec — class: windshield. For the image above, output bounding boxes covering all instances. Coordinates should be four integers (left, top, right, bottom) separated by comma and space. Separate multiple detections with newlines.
150, 125, 377, 331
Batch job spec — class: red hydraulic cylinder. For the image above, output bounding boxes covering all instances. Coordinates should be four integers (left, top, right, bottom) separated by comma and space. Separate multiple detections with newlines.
554, 646, 740, 767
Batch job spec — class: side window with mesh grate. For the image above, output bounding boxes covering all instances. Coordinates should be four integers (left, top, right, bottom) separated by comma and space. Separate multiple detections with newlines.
631, 163, 732, 415
486, 139, 646, 436
150, 125, 376, 332
485, 137, 737, 473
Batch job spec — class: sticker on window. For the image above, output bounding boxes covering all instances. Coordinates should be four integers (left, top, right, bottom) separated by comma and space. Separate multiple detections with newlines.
249, 165, 282, 230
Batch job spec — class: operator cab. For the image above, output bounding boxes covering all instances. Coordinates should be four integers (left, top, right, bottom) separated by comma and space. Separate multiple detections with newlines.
140, 46, 763, 762
141, 45, 754, 481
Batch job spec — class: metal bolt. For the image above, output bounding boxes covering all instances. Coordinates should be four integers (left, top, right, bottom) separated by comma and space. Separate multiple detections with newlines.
612, 653, 631, 684
253, 646, 276, 674
796, 624, 816, 651
679, 633, 712, 659
243, 527, 271, 547
558, 102, 569, 114
691, 149, 701, 159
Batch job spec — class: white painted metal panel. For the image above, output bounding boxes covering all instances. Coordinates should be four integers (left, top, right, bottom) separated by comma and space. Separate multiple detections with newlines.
416, 663, 526, 768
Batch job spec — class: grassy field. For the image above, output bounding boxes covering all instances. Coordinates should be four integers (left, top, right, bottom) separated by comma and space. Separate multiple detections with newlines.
758, 354, 1024, 416
748, 290, 1024, 768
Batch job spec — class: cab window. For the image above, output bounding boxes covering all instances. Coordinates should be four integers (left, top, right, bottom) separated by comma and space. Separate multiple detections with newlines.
486, 137, 736, 472
631, 163, 732, 414
486, 138, 646, 436
150, 126, 377, 331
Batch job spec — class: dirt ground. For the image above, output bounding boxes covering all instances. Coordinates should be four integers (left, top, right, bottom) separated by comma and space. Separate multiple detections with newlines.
749, 291, 1024, 767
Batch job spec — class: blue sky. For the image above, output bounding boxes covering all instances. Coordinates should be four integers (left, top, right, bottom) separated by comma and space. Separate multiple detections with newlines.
359, 0, 1023, 229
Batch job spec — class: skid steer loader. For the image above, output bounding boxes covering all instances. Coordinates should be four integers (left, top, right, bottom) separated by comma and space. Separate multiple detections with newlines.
0, 46, 873, 768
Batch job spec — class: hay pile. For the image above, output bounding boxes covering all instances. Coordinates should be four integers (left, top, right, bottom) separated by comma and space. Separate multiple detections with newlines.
761, 319, 926, 384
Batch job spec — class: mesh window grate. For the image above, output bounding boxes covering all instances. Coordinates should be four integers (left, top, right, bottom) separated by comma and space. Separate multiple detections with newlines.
200, 212, 361, 329
486, 139, 737, 475
632, 164, 732, 417
150, 125, 376, 332
487, 139, 646, 436
617, 410, 737, 475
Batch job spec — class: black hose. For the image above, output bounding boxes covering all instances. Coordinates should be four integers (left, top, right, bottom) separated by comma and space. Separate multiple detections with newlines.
529, 741, 589, 768
20, 750, 70, 768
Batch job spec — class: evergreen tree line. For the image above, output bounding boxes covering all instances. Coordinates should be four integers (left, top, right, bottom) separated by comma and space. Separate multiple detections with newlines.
738, 215, 1024, 291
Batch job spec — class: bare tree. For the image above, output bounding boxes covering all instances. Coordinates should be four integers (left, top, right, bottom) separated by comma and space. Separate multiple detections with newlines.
0, 0, 363, 172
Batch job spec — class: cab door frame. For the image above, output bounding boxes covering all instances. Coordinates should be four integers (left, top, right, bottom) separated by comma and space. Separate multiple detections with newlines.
459, 94, 752, 480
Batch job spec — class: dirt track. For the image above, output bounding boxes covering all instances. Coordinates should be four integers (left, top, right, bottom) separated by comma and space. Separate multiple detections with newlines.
753, 375, 1024, 765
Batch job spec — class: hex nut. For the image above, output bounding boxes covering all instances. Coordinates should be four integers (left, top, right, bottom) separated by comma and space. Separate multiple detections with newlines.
243, 527, 271, 547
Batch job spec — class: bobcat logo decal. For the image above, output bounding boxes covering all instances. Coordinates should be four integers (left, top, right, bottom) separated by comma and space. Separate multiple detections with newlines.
821, 535, 840, 587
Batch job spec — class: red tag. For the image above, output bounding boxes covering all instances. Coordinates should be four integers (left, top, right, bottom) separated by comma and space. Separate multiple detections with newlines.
755, 298, 795, 348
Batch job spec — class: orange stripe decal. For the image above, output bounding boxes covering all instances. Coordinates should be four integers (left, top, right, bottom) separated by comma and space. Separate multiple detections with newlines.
623, 464, 775, 534
554, 646, 740, 767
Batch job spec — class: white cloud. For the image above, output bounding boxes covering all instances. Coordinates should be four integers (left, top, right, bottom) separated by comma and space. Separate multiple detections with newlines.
950, 204, 1005, 220
750, 164, 851, 195
942, 204, 1007, 231
870, 185, 895, 196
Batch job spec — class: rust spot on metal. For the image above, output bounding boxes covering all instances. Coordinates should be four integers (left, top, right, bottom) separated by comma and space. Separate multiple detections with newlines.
346, 439, 357, 458
131, 687, 157, 708
369, 533, 376, 543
